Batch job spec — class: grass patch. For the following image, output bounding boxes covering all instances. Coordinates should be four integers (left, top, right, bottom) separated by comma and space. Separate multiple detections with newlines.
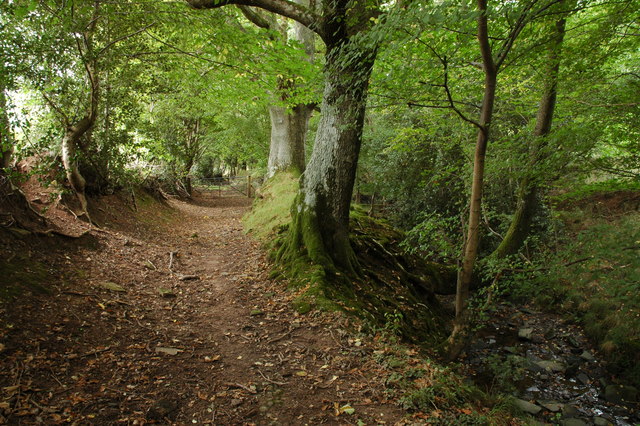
0, 256, 53, 302
242, 171, 300, 242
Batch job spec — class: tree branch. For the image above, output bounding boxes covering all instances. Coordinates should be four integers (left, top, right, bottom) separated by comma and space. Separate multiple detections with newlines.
237, 5, 273, 30
96, 23, 155, 58
187, 0, 323, 39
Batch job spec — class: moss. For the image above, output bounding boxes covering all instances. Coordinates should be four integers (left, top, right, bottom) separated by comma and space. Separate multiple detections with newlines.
243, 171, 451, 344
0, 257, 53, 302
243, 171, 300, 241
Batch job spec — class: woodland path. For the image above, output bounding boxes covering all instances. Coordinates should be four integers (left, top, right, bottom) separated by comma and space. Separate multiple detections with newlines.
0, 190, 406, 424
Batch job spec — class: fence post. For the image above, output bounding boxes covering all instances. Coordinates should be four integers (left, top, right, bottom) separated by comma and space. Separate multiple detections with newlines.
247, 176, 252, 198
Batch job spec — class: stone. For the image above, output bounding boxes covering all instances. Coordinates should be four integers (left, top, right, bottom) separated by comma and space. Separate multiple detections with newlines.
562, 404, 579, 418
580, 350, 595, 362
99, 281, 126, 292
155, 347, 183, 355
518, 328, 534, 341
514, 399, 542, 415
567, 336, 581, 348
604, 384, 638, 404
540, 401, 563, 412
577, 373, 590, 385
535, 360, 566, 373
593, 417, 612, 426
561, 419, 588, 426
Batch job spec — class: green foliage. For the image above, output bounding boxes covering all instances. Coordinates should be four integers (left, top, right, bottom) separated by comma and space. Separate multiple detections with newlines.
511, 211, 640, 386
552, 179, 640, 205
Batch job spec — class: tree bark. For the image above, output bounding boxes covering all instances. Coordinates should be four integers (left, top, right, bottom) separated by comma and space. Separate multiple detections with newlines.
0, 88, 13, 171
59, 0, 100, 222
447, 0, 497, 358
493, 13, 567, 259
267, 104, 312, 177
278, 38, 376, 276
62, 118, 93, 218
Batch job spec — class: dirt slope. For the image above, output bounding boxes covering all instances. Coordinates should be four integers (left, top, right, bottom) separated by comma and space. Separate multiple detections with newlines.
0, 190, 409, 424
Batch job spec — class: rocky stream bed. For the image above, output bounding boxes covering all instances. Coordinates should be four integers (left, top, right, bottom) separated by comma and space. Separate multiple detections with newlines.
462, 304, 639, 426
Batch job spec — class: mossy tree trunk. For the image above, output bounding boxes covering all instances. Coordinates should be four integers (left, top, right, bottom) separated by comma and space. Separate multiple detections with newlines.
188, 0, 378, 277
278, 38, 376, 277
493, 12, 567, 259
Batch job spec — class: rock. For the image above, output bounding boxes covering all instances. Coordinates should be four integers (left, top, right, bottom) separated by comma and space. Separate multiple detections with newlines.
514, 399, 542, 415
518, 328, 534, 341
577, 373, 590, 385
99, 281, 126, 292
565, 360, 581, 377
535, 360, 566, 373
157, 288, 176, 298
567, 336, 581, 348
580, 350, 595, 362
604, 384, 638, 404
540, 401, 563, 412
562, 404, 580, 418
147, 398, 179, 420
593, 417, 612, 426
561, 419, 588, 426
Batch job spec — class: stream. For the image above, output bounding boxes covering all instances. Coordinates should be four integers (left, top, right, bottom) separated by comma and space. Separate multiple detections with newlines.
461, 304, 639, 426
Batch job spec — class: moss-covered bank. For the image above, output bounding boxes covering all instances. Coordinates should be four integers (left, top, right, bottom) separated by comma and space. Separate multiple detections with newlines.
243, 172, 455, 344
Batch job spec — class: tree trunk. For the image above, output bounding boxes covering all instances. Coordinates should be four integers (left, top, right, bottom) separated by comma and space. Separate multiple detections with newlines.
0, 88, 13, 171
59, 0, 100, 222
267, 104, 312, 177
447, 0, 497, 358
62, 118, 93, 220
278, 39, 376, 276
265, 1, 314, 179
493, 14, 567, 259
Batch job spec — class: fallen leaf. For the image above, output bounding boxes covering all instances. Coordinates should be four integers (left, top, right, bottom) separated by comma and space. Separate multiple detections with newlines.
155, 347, 183, 355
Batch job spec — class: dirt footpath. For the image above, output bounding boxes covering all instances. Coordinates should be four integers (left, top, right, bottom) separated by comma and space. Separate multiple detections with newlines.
0, 190, 406, 424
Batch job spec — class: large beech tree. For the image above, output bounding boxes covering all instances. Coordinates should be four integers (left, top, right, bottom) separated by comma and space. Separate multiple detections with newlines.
238, 2, 317, 178
189, 0, 378, 275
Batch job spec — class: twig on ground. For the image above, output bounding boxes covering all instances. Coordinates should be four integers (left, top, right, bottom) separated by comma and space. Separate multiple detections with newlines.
225, 383, 257, 394
257, 369, 287, 386
169, 251, 177, 271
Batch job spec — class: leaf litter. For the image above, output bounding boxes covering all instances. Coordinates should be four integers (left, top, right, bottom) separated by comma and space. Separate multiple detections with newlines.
0, 189, 434, 424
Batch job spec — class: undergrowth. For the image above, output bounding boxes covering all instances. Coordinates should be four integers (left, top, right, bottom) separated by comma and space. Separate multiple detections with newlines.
370, 330, 518, 425
243, 171, 453, 344
509, 207, 640, 387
